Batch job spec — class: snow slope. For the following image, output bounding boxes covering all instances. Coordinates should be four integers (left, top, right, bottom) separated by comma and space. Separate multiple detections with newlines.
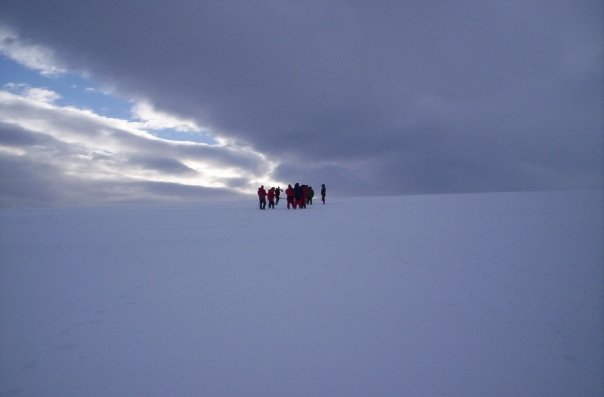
1, 191, 602, 396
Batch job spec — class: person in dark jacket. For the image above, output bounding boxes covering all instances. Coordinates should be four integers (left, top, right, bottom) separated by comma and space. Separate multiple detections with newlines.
307, 186, 314, 205
294, 183, 302, 209
275, 186, 282, 205
258, 185, 267, 210
321, 184, 326, 204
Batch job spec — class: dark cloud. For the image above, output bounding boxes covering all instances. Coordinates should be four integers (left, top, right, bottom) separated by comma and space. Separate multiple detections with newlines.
0, 121, 46, 146
0, 154, 65, 206
0, 0, 602, 198
126, 155, 198, 176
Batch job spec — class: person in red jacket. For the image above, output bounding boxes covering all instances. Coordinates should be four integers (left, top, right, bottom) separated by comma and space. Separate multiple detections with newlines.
285, 184, 295, 209
267, 187, 276, 209
257, 185, 267, 210
300, 185, 308, 209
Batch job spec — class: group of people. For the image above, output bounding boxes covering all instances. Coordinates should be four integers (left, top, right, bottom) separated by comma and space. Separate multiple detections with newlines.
257, 183, 326, 210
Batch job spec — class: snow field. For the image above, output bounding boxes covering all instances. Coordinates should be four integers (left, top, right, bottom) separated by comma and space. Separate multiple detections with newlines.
0, 191, 602, 396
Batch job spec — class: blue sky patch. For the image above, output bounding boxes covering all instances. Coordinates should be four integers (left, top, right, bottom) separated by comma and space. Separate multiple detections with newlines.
1, 55, 217, 144
1, 55, 132, 119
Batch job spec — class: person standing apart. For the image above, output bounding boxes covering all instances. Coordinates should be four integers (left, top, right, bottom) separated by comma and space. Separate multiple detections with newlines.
321, 184, 326, 204
258, 185, 267, 210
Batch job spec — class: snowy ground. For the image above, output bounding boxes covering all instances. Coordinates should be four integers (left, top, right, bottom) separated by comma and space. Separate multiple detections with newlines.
0, 190, 602, 397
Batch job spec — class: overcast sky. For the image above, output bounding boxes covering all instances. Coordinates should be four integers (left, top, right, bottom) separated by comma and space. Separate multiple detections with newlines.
0, 0, 602, 206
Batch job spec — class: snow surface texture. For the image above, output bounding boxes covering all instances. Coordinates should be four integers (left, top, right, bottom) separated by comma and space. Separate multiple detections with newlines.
1, 191, 602, 397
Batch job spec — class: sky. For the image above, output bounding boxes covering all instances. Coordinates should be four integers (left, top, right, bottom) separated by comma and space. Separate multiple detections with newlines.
0, 0, 602, 206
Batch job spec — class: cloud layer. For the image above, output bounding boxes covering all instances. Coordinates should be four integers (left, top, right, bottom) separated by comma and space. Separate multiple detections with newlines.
0, 90, 274, 206
0, 0, 602, 205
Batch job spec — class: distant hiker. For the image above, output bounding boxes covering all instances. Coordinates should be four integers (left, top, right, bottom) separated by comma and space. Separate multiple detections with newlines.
275, 186, 282, 205
286, 184, 295, 209
267, 187, 276, 209
258, 185, 267, 210
321, 184, 326, 204
307, 186, 314, 205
